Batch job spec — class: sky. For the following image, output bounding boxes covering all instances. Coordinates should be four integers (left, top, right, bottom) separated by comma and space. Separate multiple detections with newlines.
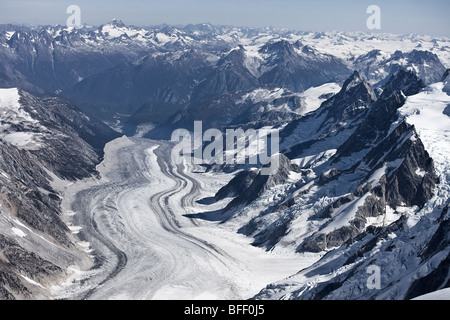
0, 0, 449, 37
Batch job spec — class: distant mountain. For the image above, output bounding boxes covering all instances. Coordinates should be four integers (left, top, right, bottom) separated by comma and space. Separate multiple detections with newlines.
0, 25, 149, 94
190, 46, 259, 102
1, 22, 448, 130
65, 50, 215, 120
354, 49, 447, 86
258, 40, 350, 92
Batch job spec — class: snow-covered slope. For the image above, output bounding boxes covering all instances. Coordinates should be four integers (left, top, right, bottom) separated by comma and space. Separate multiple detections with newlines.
252, 79, 450, 300
2, 21, 448, 127
0, 88, 119, 299
0, 88, 41, 150
294, 31, 450, 68
397, 81, 450, 215
354, 49, 447, 86
1, 21, 449, 301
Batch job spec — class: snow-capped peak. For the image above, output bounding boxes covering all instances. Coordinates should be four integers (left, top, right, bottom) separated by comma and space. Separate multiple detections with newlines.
110, 18, 125, 28
341, 70, 364, 91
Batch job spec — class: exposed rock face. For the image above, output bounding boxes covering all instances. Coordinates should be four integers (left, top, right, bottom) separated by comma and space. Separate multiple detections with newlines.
0, 139, 70, 246
300, 122, 438, 253
191, 46, 259, 102
222, 153, 298, 212
258, 40, 350, 92
298, 71, 436, 253
443, 68, 450, 95
444, 104, 450, 116
354, 49, 447, 86
18, 91, 120, 179
442, 69, 450, 82
405, 253, 450, 299
380, 69, 426, 99
259, 202, 449, 301
0, 234, 62, 300
215, 169, 258, 201
0, 89, 118, 299
372, 124, 437, 209
404, 204, 450, 299
281, 71, 377, 160
318, 70, 377, 129
334, 70, 425, 162
318, 168, 341, 186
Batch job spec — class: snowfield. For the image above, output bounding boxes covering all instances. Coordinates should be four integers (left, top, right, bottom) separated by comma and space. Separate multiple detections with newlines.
248, 80, 450, 300
399, 82, 450, 213
300, 83, 341, 115
413, 288, 450, 300
56, 137, 316, 300
0, 88, 37, 127
0, 88, 44, 150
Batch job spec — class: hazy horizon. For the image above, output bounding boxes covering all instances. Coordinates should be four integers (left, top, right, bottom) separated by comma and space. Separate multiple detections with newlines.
1, 0, 449, 38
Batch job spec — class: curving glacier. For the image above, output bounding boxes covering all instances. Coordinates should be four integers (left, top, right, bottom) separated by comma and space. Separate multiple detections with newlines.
54, 137, 318, 300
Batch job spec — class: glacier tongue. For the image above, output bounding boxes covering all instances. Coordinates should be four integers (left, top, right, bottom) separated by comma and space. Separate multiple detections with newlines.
58, 137, 311, 300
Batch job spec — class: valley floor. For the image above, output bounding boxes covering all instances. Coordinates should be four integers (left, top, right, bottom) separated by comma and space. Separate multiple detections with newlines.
53, 136, 320, 300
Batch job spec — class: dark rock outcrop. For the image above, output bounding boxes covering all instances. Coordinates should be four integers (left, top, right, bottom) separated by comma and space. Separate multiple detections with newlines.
300, 121, 437, 253
259, 40, 350, 92
0, 88, 118, 299
334, 70, 425, 162
191, 46, 259, 102
222, 153, 297, 212
380, 69, 425, 99
281, 71, 377, 160
443, 69, 450, 95
215, 169, 258, 201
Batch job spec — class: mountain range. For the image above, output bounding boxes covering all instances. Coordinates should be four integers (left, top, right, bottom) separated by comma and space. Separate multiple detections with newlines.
0, 20, 449, 300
